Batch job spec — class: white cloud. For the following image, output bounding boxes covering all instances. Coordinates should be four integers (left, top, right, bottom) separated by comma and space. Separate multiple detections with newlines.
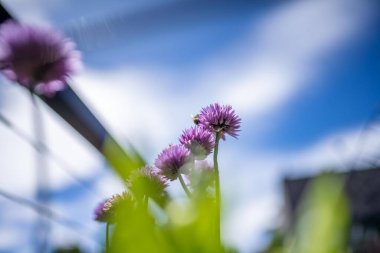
0, 81, 106, 194
203, 0, 373, 118
0, 198, 38, 251
72, 68, 186, 160
223, 194, 279, 252
65, 0, 375, 153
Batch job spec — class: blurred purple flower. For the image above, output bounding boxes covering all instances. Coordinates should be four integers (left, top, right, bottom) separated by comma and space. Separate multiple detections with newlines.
0, 21, 81, 96
179, 126, 214, 159
128, 166, 168, 202
94, 200, 109, 223
154, 144, 191, 181
94, 193, 132, 223
198, 103, 241, 139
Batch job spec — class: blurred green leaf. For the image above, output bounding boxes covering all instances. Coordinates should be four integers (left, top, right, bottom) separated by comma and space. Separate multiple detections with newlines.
286, 173, 349, 253
102, 136, 145, 179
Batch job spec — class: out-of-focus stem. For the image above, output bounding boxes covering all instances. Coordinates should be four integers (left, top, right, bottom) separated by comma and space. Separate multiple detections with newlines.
106, 222, 110, 252
213, 132, 221, 247
31, 90, 50, 253
179, 174, 191, 198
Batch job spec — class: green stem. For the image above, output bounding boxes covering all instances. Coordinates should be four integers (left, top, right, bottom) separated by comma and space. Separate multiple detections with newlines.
213, 132, 221, 247
106, 222, 110, 252
178, 174, 192, 198
143, 195, 149, 210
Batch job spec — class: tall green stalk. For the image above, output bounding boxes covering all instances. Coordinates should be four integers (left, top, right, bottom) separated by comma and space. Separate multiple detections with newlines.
179, 173, 192, 198
213, 132, 221, 247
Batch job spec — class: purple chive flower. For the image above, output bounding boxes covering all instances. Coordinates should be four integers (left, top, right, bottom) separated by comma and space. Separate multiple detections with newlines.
128, 166, 168, 202
94, 200, 109, 223
179, 126, 214, 160
94, 192, 132, 223
0, 21, 81, 96
198, 103, 241, 140
154, 144, 191, 181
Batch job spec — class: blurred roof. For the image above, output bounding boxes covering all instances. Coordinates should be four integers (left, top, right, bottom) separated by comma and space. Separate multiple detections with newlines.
284, 167, 380, 229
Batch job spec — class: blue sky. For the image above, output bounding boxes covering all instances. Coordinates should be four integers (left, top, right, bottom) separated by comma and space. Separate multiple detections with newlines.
0, 0, 380, 252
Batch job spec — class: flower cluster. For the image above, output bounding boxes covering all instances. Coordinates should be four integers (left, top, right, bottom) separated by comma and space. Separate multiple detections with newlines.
0, 21, 81, 96
94, 102, 240, 222
153, 103, 241, 182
